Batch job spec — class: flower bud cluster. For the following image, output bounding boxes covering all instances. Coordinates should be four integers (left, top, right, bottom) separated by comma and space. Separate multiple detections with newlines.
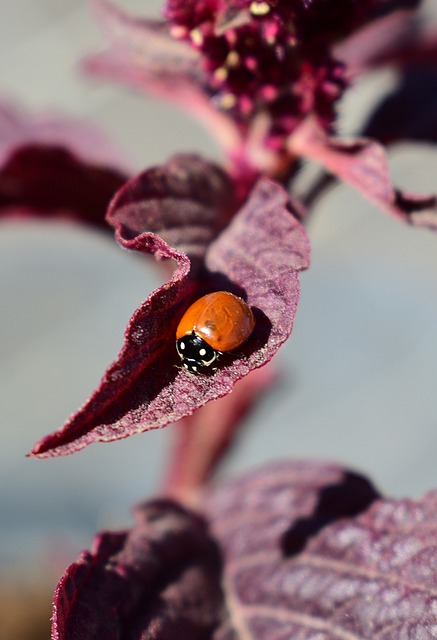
164, 0, 378, 148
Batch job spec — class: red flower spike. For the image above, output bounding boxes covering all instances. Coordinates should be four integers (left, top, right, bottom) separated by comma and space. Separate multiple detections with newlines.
53, 460, 437, 639
164, 0, 352, 149
289, 116, 437, 230
86, 0, 350, 171
87, 0, 436, 186
29, 159, 310, 458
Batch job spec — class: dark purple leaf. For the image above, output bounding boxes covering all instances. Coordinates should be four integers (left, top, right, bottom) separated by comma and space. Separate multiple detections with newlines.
289, 116, 437, 230
52, 500, 224, 640
29, 159, 309, 458
203, 460, 437, 639
0, 145, 126, 230
108, 154, 237, 257
53, 460, 437, 639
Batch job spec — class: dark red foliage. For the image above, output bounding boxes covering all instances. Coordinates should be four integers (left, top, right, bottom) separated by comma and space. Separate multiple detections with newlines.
7, 0, 437, 632
53, 460, 437, 639
29, 156, 310, 458
108, 153, 238, 253
204, 461, 437, 638
52, 500, 224, 639
0, 145, 126, 230
289, 117, 437, 229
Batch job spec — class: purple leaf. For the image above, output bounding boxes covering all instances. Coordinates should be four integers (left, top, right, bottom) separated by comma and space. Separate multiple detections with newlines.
29, 157, 310, 458
0, 145, 126, 230
289, 116, 437, 230
52, 500, 224, 640
203, 460, 437, 639
53, 460, 437, 639
108, 154, 237, 259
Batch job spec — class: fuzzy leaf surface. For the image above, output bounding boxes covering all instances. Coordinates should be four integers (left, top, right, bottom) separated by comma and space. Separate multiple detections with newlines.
52, 500, 224, 640
289, 117, 437, 230
204, 460, 437, 639
0, 145, 126, 229
30, 158, 309, 457
53, 460, 437, 639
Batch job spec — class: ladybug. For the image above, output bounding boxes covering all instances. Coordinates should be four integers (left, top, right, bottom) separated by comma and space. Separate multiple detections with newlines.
176, 291, 255, 373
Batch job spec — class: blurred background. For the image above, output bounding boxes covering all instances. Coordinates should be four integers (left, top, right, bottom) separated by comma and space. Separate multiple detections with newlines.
1, 0, 437, 637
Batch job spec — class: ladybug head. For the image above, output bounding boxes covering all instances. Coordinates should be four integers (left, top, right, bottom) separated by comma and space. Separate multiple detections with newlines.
176, 332, 219, 373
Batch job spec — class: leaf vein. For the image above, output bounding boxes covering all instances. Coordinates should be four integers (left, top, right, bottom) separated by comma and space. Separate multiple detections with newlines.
228, 550, 437, 598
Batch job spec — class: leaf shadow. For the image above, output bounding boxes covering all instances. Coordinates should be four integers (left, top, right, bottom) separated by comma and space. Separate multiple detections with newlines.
281, 471, 380, 557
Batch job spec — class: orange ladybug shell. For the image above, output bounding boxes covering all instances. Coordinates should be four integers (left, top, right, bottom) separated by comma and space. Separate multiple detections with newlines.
176, 291, 255, 352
